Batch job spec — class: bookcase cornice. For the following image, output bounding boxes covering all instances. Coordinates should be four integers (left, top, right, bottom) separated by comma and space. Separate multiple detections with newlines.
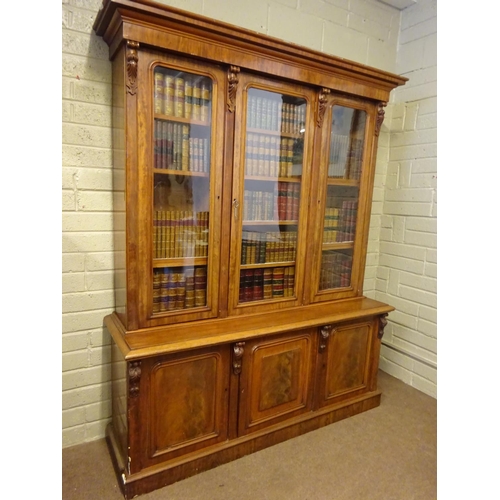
94, 0, 407, 101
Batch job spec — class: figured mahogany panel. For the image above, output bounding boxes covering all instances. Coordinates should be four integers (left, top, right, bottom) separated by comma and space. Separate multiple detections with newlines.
238, 329, 316, 435
317, 321, 372, 407
141, 347, 230, 464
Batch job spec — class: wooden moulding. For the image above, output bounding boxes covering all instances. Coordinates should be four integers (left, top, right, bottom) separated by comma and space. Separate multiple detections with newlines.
104, 297, 395, 360
107, 389, 381, 499
93, 0, 407, 102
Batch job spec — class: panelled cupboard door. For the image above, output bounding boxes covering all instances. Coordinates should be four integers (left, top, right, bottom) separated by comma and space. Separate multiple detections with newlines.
227, 74, 316, 316
238, 329, 317, 435
305, 97, 378, 303
138, 346, 231, 468
137, 51, 225, 328
316, 319, 375, 408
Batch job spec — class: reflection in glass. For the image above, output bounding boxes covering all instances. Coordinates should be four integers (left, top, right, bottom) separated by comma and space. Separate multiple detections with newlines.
319, 249, 353, 290
323, 185, 359, 245
328, 107, 366, 180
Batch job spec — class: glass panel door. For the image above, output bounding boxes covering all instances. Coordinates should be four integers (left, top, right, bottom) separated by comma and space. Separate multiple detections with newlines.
237, 87, 307, 306
318, 105, 367, 293
151, 67, 213, 315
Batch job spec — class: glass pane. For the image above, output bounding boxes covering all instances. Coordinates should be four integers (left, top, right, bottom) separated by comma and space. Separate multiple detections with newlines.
238, 87, 306, 304
318, 185, 358, 291
323, 185, 359, 244
319, 249, 353, 290
328, 107, 366, 180
152, 67, 213, 314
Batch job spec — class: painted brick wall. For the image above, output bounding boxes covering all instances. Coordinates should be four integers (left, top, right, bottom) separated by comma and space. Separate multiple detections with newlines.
62, 0, 115, 447
369, 0, 437, 397
62, 0, 433, 447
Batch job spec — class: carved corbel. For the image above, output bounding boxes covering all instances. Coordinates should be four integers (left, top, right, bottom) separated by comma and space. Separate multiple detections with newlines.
227, 66, 240, 113
126, 41, 139, 95
317, 88, 330, 127
232, 341, 245, 375
319, 324, 334, 352
375, 101, 387, 136
128, 361, 142, 397
378, 313, 388, 339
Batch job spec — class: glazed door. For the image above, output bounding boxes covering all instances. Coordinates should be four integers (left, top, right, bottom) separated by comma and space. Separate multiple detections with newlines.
137, 52, 225, 327
306, 97, 377, 303
228, 74, 315, 315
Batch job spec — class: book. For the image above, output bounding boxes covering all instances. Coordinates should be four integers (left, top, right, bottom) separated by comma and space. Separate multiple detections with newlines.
184, 267, 195, 308
184, 76, 193, 119
194, 266, 207, 307
164, 75, 175, 116
154, 72, 164, 114
272, 267, 284, 297
153, 270, 161, 313
263, 269, 273, 299
253, 268, 264, 300
200, 80, 210, 123
174, 76, 185, 118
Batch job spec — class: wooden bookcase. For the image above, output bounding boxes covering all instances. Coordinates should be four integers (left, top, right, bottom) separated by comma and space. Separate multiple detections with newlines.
94, 1, 407, 497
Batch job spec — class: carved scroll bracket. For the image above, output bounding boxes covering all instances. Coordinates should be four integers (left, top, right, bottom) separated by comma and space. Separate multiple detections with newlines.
126, 40, 139, 95
128, 361, 142, 397
375, 101, 387, 136
317, 88, 331, 127
319, 324, 335, 352
227, 66, 240, 113
378, 313, 389, 339
232, 341, 245, 375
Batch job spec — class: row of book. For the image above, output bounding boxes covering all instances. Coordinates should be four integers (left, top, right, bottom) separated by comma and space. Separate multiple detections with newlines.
328, 136, 364, 180
245, 134, 300, 178
154, 72, 211, 122
323, 201, 358, 243
247, 95, 306, 134
153, 211, 209, 259
154, 120, 210, 172
239, 266, 295, 303
241, 231, 297, 265
319, 252, 352, 290
243, 183, 300, 221
153, 266, 207, 313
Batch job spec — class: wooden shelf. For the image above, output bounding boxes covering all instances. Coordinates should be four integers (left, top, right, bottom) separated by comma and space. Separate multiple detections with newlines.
153, 257, 208, 268
245, 175, 302, 183
243, 220, 298, 225
326, 178, 360, 187
154, 113, 210, 126
322, 242, 354, 251
240, 261, 295, 270
153, 168, 209, 177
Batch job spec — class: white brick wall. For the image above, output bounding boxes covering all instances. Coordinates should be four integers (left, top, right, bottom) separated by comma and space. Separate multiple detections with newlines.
62, 0, 435, 447
370, 0, 437, 398
62, 0, 114, 447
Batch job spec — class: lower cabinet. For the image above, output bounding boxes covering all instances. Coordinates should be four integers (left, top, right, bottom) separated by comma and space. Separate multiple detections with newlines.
238, 329, 317, 435
316, 318, 378, 408
139, 346, 231, 469
108, 314, 386, 498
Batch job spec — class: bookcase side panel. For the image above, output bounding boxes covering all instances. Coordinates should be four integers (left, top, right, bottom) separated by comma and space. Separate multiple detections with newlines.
112, 45, 128, 327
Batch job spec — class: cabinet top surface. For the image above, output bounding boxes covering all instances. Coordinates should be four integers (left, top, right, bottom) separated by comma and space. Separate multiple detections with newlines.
93, 0, 407, 94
